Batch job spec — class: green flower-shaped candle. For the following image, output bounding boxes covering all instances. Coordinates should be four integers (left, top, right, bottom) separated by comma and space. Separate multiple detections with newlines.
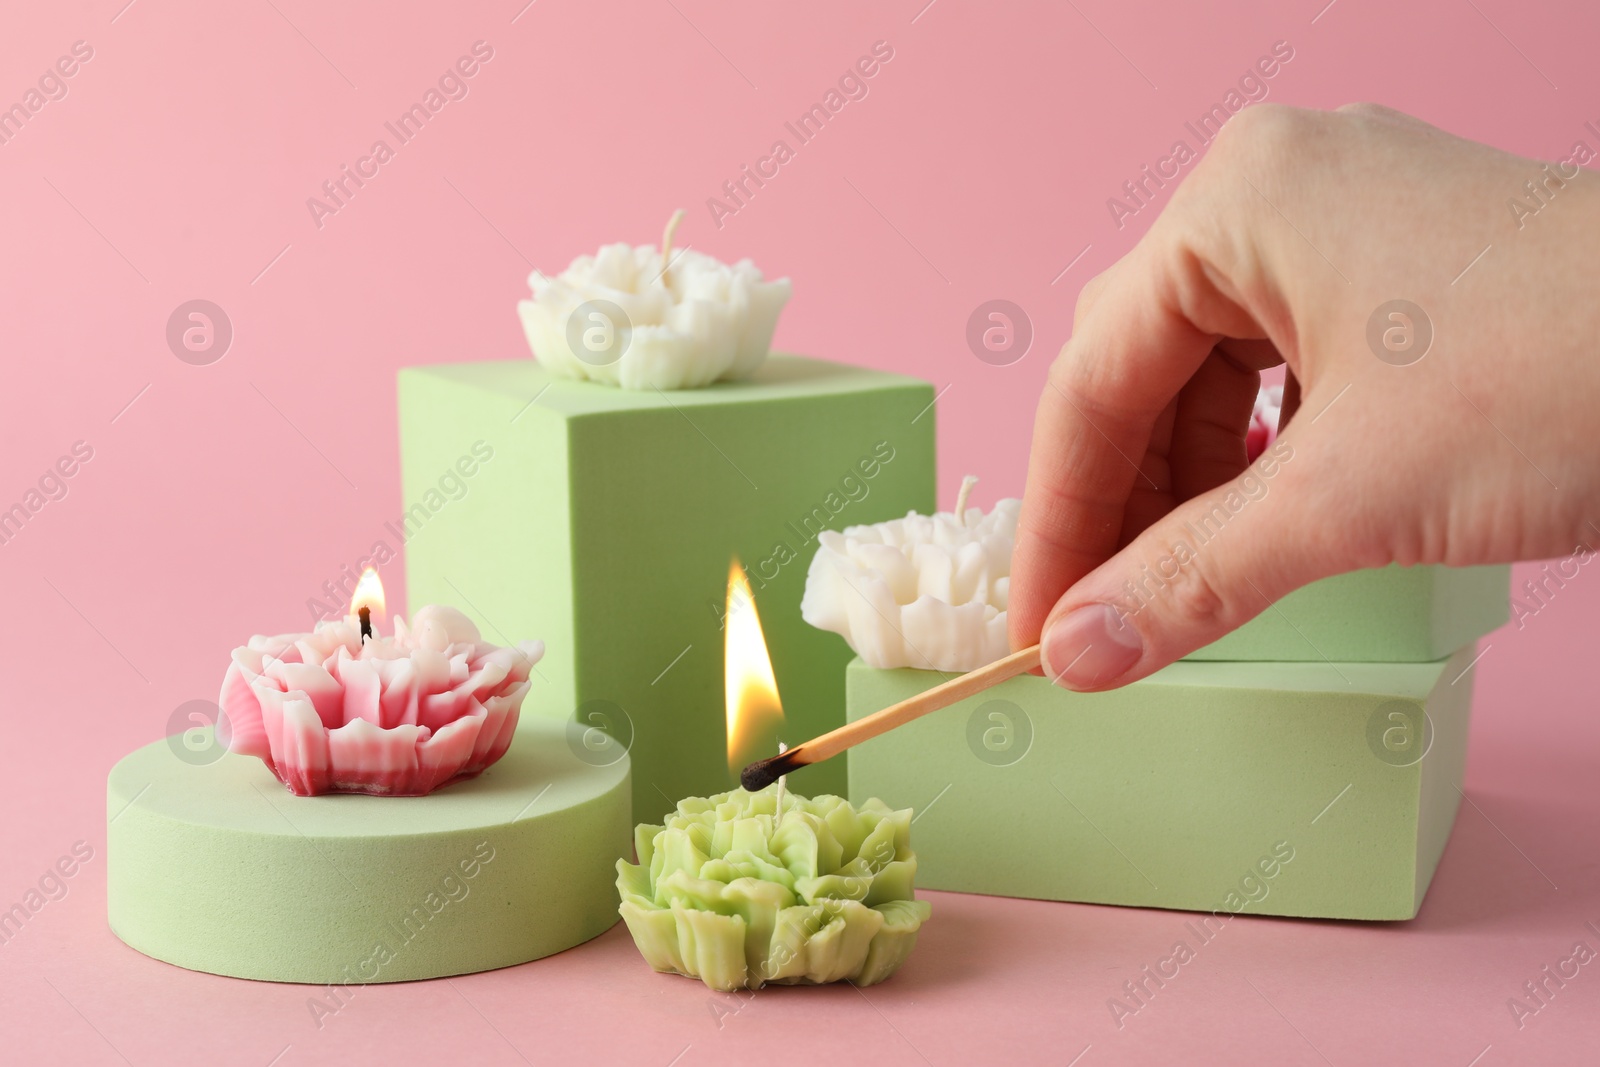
616, 787, 932, 991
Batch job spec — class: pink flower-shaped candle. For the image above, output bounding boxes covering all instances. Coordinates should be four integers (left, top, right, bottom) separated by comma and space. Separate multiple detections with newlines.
218, 604, 544, 797
1246, 383, 1283, 463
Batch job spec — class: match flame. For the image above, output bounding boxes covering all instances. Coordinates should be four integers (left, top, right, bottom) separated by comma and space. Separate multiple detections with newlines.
350, 567, 386, 620
725, 558, 783, 770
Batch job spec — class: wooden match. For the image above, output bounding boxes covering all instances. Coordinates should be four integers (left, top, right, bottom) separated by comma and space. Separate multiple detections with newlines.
739, 644, 1043, 791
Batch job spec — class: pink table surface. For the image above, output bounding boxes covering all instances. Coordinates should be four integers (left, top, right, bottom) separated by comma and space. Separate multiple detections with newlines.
2, 0, 1597, 1063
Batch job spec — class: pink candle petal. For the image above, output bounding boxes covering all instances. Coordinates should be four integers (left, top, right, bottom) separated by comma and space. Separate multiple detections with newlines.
416, 689, 465, 734
1246, 382, 1282, 463
325, 718, 426, 795
463, 658, 512, 700
474, 685, 526, 766
415, 712, 484, 794
271, 661, 344, 728
1246, 419, 1270, 462
217, 658, 270, 761
449, 652, 471, 687
262, 697, 331, 796
334, 652, 383, 728
378, 658, 417, 729
411, 647, 452, 696
510, 641, 545, 684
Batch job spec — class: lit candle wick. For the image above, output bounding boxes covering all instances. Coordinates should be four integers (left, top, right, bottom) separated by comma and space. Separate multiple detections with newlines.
773, 740, 787, 819
358, 606, 372, 643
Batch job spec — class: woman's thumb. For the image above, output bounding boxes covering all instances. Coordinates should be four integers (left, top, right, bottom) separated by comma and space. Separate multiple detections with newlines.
1037, 438, 1340, 689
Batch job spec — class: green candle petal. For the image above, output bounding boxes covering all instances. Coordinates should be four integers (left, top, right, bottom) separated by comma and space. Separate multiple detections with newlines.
633, 822, 659, 869
616, 787, 932, 991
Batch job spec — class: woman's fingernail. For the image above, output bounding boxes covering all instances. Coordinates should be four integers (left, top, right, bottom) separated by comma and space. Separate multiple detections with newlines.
1042, 604, 1144, 690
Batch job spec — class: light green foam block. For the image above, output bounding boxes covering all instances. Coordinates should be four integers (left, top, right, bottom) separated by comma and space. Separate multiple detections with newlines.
847, 648, 1478, 920
398, 355, 936, 821
1185, 564, 1508, 661
107, 720, 630, 983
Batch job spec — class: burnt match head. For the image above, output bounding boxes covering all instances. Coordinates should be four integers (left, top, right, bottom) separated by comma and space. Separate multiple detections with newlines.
740, 748, 804, 792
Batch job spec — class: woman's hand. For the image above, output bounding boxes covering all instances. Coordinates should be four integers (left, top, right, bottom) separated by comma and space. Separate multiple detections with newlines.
1009, 103, 1600, 689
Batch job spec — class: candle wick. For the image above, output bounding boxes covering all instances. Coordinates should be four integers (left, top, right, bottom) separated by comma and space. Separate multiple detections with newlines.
955, 474, 978, 521
359, 606, 372, 643
773, 740, 787, 822
659, 208, 685, 287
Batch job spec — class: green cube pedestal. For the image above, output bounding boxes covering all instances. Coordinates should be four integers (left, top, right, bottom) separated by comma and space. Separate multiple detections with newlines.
846, 647, 1478, 920
1185, 564, 1508, 661
399, 355, 935, 822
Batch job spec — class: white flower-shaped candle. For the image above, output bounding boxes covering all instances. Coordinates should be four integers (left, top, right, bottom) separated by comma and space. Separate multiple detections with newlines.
801, 477, 1018, 673
518, 211, 792, 390
218, 573, 544, 797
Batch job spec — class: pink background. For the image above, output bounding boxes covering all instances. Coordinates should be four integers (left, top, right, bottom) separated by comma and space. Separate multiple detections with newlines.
3, 0, 1598, 1063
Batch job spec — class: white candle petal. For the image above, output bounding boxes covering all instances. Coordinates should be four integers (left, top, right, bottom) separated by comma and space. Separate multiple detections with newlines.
801, 496, 1021, 672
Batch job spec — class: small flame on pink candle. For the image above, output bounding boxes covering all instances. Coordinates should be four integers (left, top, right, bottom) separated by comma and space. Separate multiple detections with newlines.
351, 567, 385, 640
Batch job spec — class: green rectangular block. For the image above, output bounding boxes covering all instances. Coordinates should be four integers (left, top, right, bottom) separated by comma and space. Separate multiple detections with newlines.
399, 355, 936, 822
846, 648, 1478, 920
1185, 564, 1509, 661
